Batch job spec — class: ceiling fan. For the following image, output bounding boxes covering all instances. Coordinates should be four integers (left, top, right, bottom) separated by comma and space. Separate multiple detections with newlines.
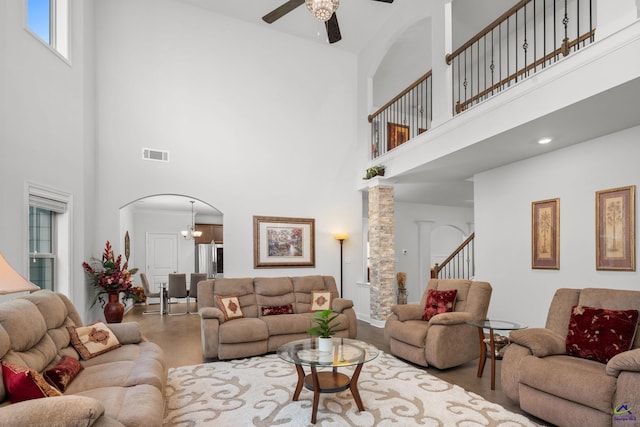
262, 0, 394, 44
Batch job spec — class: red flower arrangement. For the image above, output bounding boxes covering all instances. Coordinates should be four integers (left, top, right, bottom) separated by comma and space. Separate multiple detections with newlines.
82, 241, 141, 308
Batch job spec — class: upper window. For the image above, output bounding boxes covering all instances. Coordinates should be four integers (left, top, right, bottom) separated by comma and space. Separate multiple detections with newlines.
26, 0, 69, 60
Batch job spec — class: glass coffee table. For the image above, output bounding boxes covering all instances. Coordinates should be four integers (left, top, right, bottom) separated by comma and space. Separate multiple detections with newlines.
277, 338, 379, 424
467, 319, 527, 390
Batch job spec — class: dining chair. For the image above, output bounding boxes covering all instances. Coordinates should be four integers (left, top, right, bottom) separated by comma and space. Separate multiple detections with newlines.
167, 273, 188, 315
140, 273, 162, 315
188, 273, 207, 314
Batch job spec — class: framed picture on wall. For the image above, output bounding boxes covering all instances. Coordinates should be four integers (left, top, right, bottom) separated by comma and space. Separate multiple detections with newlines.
596, 185, 635, 271
531, 198, 560, 269
253, 216, 315, 268
387, 122, 410, 151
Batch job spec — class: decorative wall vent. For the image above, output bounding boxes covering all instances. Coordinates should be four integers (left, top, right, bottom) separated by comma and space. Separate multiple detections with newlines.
142, 148, 169, 162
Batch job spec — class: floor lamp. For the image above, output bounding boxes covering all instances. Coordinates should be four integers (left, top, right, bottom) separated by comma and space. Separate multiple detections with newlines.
332, 233, 349, 297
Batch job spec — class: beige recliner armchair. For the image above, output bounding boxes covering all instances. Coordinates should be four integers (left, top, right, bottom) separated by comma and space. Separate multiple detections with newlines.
501, 288, 640, 427
384, 278, 492, 369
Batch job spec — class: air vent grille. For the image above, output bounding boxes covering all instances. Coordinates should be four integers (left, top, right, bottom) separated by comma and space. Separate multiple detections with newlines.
142, 148, 169, 162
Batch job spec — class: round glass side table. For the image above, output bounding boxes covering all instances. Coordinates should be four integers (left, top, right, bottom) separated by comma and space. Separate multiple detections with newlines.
467, 319, 527, 390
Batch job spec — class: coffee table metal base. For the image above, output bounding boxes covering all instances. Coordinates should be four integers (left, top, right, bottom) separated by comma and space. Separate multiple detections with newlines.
293, 364, 365, 424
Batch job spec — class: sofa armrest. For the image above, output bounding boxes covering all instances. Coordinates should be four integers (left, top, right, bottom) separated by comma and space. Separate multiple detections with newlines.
390, 304, 423, 321
0, 395, 105, 427
429, 311, 473, 325
508, 328, 566, 357
331, 298, 353, 313
199, 306, 225, 323
106, 322, 144, 344
606, 348, 640, 377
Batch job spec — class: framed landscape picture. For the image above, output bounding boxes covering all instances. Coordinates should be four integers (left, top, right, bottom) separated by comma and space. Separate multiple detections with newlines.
596, 185, 635, 271
253, 216, 315, 268
531, 198, 560, 269
387, 122, 410, 151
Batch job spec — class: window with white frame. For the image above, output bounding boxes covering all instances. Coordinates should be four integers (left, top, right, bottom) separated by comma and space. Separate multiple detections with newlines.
26, 0, 69, 60
28, 186, 71, 292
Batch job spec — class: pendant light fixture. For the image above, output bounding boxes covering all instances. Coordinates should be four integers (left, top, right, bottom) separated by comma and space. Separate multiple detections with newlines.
181, 201, 203, 240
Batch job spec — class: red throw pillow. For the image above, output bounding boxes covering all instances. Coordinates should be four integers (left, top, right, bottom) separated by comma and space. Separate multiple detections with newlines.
422, 289, 458, 321
2, 361, 62, 403
261, 304, 294, 316
566, 305, 639, 364
44, 356, 84, 392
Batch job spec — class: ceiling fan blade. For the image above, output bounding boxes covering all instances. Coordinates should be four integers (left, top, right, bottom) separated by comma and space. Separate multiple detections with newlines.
372, 0, 394, 3
325, 13, 342, 44
262, 0, 305, 24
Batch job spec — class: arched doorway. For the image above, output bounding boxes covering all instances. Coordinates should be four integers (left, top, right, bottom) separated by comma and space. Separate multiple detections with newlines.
119, 194, 223, 297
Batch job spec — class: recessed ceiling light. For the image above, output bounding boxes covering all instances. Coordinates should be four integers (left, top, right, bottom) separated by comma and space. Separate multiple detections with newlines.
538, 137, 552, 145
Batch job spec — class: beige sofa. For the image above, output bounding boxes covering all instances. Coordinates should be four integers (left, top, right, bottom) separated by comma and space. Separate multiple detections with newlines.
501, 288, 640, 427
198, 276, 357, 360
384, 278, 492, 369
0, 290, 166, 426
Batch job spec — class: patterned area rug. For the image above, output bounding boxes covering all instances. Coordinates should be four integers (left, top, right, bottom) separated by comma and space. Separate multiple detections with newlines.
163, 352, 540, 426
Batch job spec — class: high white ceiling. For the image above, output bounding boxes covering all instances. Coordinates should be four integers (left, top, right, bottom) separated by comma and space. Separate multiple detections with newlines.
154, 1, 640, 209
177, 0, 400, 53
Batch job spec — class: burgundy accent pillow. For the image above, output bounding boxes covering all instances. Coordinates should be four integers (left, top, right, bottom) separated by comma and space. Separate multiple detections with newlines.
566, 305, 639, 364
2, 361, 62, 403
422, 289, 458, 321
44, 356, 84, 392
261, 304, 294, 316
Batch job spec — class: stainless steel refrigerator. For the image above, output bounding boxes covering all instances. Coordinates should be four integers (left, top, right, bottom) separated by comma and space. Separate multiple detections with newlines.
196, 243, 222, 278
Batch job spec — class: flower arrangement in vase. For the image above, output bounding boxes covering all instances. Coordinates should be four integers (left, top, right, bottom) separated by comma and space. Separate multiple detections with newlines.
82, 241, 141, 322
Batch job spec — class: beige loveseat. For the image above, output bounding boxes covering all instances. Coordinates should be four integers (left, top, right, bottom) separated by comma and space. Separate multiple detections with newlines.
198, 276, 357, 360
501, 288, 640, 427
0, 290, 166, 426
384, 278, 492, 369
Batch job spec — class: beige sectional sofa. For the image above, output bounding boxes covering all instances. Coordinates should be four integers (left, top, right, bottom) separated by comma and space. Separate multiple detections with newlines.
198, 275, 357, 360
0, 290, 166, 427
501, 288, 640, 427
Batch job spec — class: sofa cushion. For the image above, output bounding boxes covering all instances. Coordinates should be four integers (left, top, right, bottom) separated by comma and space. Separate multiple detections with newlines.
68, 322, 122, 360
2, 361, 62, 403
44, 355, 83, 392
74, 384, 164, 427
214, 278, 258, 318
566, 305, 638, 363
311, 291, 332, 311
292, 276, 335, 313
216, 295, 244, 321
422, 289, 457, 321
261, 313, 312, 336
386, 319, 429, 348
260, 304, 294, 316
254, 277, 296, 313
519, 354, 616, 413
218, 318, 269, 344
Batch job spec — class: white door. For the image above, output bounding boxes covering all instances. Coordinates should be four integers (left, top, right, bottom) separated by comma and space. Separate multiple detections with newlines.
146, 233, 178, 293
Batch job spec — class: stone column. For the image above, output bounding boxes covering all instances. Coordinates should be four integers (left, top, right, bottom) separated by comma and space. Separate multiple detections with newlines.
368, 181, 395, 322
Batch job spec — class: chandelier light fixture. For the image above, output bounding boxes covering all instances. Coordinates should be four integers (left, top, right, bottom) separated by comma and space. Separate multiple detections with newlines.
181, 201, 203, 240
305, 0, 340, 22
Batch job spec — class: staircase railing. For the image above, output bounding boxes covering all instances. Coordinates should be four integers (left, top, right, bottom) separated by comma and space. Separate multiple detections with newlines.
431, 232, 475, 280
368, 70, 432, 160
446, 0, 595, 114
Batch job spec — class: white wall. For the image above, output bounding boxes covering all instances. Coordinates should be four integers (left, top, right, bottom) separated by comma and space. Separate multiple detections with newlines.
475, 125, 640, 328
0, 0, 94, 313
92, 0, 363, 312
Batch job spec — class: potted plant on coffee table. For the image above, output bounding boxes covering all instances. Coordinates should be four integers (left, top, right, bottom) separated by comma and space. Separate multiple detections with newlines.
307, 309, 341, 353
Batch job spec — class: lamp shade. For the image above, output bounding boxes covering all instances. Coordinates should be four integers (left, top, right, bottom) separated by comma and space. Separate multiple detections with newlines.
333, 232, 349, 241
0, 252, 40, 295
